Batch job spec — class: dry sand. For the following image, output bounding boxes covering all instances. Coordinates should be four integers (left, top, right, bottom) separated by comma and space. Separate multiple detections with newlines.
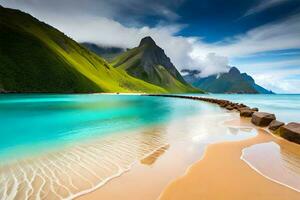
159, 118, 300, 200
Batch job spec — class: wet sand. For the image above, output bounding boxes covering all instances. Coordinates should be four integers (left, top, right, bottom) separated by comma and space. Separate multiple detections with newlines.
159, 118, 300, 200
77, 133, 206, 200
77, 113, 254, 200
79, 118, 300, 200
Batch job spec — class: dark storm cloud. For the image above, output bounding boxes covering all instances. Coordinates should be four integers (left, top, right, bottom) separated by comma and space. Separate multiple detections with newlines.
1, 0, 185, 24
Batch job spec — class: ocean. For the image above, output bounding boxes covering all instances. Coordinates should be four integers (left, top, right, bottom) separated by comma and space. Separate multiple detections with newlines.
193, 94, 300, 122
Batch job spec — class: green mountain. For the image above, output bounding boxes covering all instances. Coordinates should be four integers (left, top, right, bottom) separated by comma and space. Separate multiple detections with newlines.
0, 6, 167, 93
80, 42, 125, 62
182, 67, 273, 94
111, 37, 201, 93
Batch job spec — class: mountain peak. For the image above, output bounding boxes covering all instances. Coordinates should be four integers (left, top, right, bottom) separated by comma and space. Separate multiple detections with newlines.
112, 35, 197, 92
182, 66, 272, 94
229, 67, 240, 75
139, 36, 156, 47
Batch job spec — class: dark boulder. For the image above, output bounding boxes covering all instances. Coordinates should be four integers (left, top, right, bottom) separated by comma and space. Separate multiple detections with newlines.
220, 103, 228, 107
240, 109, 254, 117
226, 105, 234, 110
232, 104, 241, 109
268, 120, 284, 131
252, 107, 259, 112
239, 103, 247, 107
279, 123, 300, 144
251, 112, 276, 126
238, 106, 250, 112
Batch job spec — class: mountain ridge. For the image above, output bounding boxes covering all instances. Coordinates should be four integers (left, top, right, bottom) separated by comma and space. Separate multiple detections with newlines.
182, 67, 273, 94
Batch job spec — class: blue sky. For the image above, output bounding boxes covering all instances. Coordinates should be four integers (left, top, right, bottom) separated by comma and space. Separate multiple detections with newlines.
1, 0, 300, 93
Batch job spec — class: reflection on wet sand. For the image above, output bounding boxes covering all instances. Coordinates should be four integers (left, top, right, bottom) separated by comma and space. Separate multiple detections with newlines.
160, 118, 300, 200
228, 127, 253, 135
141, 144, 170, 165
242, 139, 300, 191
280, 142, 300, 175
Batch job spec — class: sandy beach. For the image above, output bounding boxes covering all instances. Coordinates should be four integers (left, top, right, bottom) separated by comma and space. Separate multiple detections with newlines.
159, 118, 300, 200
78, 117, 300, 200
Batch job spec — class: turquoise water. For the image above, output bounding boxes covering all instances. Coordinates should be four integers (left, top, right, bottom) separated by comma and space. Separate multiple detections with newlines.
0, 94, 259, 199
193, 94, 300, 123
1, 94, 299, 161
0, 94, 220, 161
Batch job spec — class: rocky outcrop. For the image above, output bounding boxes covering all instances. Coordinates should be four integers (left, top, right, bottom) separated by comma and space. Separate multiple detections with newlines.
251, 112, 276, 126
268, 120, 284, 131
279, 123, 300, 144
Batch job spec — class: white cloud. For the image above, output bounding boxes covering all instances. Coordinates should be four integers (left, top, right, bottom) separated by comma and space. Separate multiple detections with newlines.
244, 0, 290, 17
238, 59, 300, 71
254, 69, 300, 93
236, 58, 300, 93
198, 13, 300, 58
189, 53, 229, 77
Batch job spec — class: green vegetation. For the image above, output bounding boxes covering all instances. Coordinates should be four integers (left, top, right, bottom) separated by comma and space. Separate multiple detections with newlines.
111, 37, 202, 93
0, 6, 167, 93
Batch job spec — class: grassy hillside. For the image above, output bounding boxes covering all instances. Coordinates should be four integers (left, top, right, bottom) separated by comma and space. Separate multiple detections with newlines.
111, 37, 202, 93
0, 6, 166, 93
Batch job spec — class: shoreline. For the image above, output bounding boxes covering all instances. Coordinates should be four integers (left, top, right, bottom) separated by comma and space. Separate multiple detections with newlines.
159, 118, 300, 200
77, 112, 252, 200
78, 117, 300, 200
78, 94, 300, 200
69, 142, 171, 200
240, 146, 300, 193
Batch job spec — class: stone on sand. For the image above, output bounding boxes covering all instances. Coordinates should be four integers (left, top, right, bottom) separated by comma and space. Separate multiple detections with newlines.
268, 120, 284, 131
251, 112, 276, 127
279, 122, 300, 144
240, 109, 254, 117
